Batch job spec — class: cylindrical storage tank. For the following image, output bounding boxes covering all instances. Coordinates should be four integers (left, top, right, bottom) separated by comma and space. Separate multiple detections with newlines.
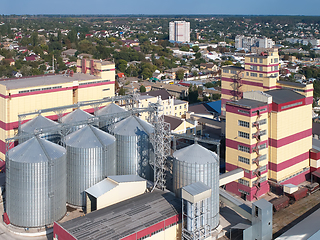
19, 114, 60, 144
112, 116, 154, 181
61, 108, 94, 134
173, 143, 219, 230
65, 125, 116, 207
95, 103, 127, 131
6, 137, 66, 228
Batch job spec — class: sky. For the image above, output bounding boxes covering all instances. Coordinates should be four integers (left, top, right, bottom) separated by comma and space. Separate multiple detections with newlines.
1, 0, 320, 16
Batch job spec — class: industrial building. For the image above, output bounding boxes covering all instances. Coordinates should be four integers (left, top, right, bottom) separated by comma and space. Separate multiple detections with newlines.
0, 58, 115, 161
221, 48, 314, 201
169, 21, 190, 43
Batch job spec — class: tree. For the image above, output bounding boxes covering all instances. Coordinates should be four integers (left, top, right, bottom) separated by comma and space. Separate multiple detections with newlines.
176, 69, 185, 80
119, 87, 126, 96
140, 85, 146, 93
192, 45, 200, 52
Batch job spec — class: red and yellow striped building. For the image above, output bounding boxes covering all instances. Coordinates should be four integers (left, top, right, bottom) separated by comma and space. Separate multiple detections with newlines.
0, 59, 115, 161
222, 49, 314, 201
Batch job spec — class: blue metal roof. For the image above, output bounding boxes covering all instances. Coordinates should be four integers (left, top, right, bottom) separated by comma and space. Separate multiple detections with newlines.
205, 100, 221, 114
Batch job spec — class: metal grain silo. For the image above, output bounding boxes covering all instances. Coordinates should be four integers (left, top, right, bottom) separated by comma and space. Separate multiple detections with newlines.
112, 116, 154, 181
19, 114, 60, 144
95, 103, 127, 131
65, 125, 116, 207
173, 143, 219, 230
61, 108, 94, 134
6, 137, 66, 228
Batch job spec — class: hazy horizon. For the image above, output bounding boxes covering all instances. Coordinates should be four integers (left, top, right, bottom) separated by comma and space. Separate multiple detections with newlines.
2, 0, 320, 16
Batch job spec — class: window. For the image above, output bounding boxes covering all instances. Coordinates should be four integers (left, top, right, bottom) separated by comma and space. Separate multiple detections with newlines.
175, 107, 177, 110
238, 145, 250, 153
258, 143, 267, 150
223, 69, 229, 73
239, 189, 249, 195
274, 58, 278, 63
246, 72, 249, 76
180, 106, 182, 109
184, 104, 187, 109
253, 154, 267, 163
239, 178, 249, 186
259, 74, 263, 78
231, 70, 237, 74
259, 58, 263, 63
138, 235, 150, 240
254, 58, 257, 63
281, 101, 303, 110
274, 65, 279, 71
250, 58, 253, 62
259, 66, 263, 71
271, 59, 273, 63
239, 131, 250, 139
238, 109, 250, 115
238, 120, 249, 128
239, 156, 250, 164
151, 228, 163, 236
260, 165, 267, 172
250, 72, 257, 77
250, 65, 257, 70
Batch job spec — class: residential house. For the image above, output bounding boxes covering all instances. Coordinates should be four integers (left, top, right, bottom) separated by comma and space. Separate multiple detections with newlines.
4, 59, 15, 66
164, 115, 201, 135
200, 62, 218, 72
61, 49, 77, 58
150, 82, 189, 99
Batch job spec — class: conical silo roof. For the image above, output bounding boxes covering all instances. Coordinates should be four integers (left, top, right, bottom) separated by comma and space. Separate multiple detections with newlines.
61, 108, 92, 124
113, 116, 154, 136
173, 143, 218, 164
65, 125, 115, 148
7, 137, 66, 163
21, 115, 58, 133
96, 103, 127, 116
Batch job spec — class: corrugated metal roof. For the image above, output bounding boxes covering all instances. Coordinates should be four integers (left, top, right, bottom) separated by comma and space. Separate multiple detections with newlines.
59, 189, 181, 240
7, 137, 66, 163
65, 125, 115, 148
85, 178, 118, 198
108, 175, 146, 183
61, 108, 93, 124
113, 116, 154, 136
182, 182, 211, 196
95, 103, 127, 116
173, 143, 218, 164
21, 115, 58, 133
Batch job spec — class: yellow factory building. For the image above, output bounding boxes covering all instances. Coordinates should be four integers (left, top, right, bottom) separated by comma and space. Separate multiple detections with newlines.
221, 48, 314, 201
0, 59, 115, 160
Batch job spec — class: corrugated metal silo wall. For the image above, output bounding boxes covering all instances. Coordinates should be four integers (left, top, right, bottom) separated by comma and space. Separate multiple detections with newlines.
115, 134, 153, 181
6, 155, 66, 227
66, 141, 116, 207
173, 159, 219, 230
18, 131, 61, 144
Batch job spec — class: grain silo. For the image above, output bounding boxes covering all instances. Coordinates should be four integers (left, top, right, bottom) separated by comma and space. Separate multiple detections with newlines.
95, 103, 127, 131
173, 143, 220, 230
65, 125, 116, 207
19, 114, 60, 144
61, 108, 94, 134
112, 116, 154, 181
6, 137, 66, 228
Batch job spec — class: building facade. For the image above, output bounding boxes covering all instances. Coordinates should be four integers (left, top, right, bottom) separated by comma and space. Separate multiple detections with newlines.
222, 48, 314, 201
224, 89, 312, 201
0, 59, 115, 160
235, 35, 274, 50
169, 21, 190, 43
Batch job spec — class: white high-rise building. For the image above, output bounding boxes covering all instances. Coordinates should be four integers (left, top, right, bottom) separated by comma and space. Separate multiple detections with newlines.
235, 35, 274, 50
169, 21, 190, 43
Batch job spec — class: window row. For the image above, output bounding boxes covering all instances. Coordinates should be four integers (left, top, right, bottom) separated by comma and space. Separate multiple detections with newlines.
239, 131, 250, 139
238, 178, 249, 186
